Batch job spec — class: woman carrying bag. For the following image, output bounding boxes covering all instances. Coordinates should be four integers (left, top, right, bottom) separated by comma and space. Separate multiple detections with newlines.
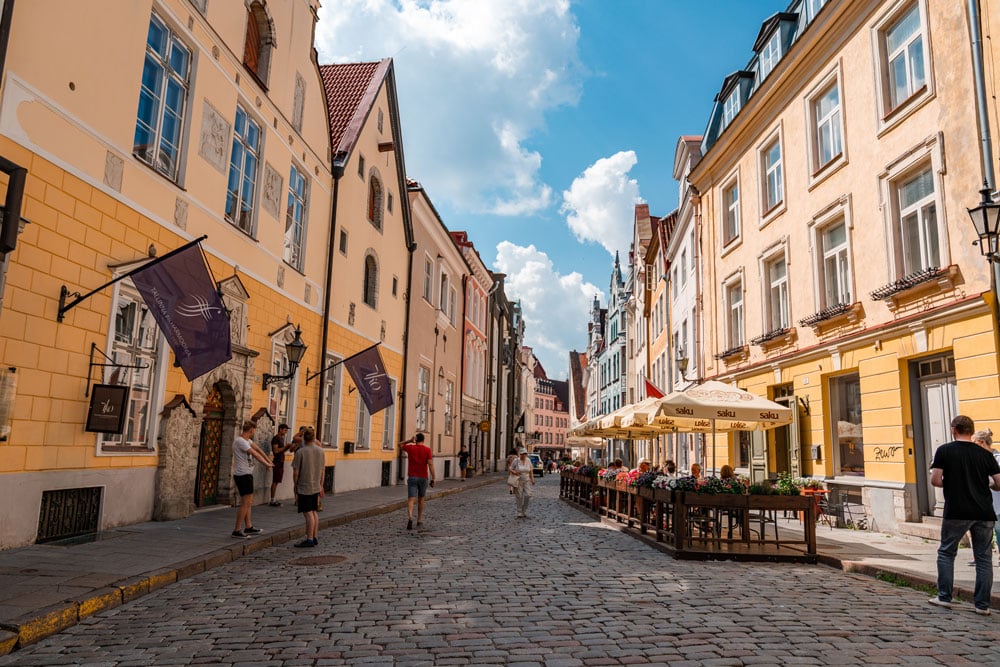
508, 447, 536, 518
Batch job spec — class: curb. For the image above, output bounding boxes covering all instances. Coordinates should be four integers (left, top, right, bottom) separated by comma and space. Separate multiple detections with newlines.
0, 475, 502, 657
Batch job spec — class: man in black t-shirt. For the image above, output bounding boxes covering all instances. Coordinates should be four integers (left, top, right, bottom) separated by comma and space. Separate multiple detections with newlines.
929, 415, 1000, 615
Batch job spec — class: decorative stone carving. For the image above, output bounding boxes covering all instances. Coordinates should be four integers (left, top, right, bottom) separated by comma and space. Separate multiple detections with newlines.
304, 283, 312, 304
349, 302, 356, 326
218, 274, 250, 348
292, 72, 306, 133
277, 265, 285, 289
174, 198, 188, 230
104, 151, 123, 191
380, 320, 386, 342
262, 163, 282, 218
198, 100, 231, 174
153, 395, 200, 520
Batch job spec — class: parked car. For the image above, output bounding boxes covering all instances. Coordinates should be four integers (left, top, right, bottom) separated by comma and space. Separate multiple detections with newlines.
527, 453, 544, 477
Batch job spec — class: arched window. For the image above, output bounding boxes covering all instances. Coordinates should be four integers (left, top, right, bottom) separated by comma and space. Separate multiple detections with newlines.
363, 254, 378, 308
367, 170, 384, 230
243, 2, 275, 87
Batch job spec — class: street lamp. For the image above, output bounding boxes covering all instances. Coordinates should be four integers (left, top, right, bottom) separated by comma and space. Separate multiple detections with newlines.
675, 348, 690, 382
262, 326, 307, 389
968, 180, 1000, 261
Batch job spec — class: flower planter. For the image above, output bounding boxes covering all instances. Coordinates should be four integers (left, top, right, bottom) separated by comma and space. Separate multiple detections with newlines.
637, 487, 655, 500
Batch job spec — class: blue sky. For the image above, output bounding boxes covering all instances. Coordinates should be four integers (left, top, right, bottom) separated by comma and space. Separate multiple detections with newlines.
316, 0, 787, 379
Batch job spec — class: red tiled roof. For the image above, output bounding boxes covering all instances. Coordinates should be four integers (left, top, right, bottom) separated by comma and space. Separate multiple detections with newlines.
318, 60, 389, 157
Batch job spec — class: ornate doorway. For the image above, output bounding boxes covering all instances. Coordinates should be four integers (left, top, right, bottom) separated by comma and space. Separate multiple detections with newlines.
195, 384, 225, 506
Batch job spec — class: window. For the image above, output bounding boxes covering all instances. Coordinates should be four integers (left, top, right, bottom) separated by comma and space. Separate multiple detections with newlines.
416, 366, 429, 431
440, 273, 449, 315
726, 278, 744, 348
897, 166, 939, 274
449, 286, 457, 326
813, 82, 842, 170
885, 3, 926, 110
680, 249, 687, 285
804, 0, 828, 22
357, 155, 365, 179
820, 220, 852, 307
422, 257, 433, 301
101, 285, 161, 449
722, 180, 739, 246
762, 137, 783, 213
766, 256, 789, 331
367, 172, 383, 230
387, 192, 394, 213
392, 276, 398, 297
268, 336, 291, 426
339, 229, 348, 255
444, 380, 454, 435
381, 378, 396, 450
134, 13, 190, 182
758, 32, 781, 80
322, 354, 342, 449
377, 108, 384, 133
722, 88, 740, 127
355, 395, 370, 451
831, 373, 864, 476
363, 254, 378, 308
225, 106, 261, 234
284, 165, 308, 271
243, 2, 274, 86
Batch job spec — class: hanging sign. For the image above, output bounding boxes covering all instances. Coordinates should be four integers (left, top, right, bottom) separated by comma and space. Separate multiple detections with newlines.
85, 384, 129, 434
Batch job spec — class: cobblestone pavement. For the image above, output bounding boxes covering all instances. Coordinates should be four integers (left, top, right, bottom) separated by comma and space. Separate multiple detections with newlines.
3, 476, 999, 666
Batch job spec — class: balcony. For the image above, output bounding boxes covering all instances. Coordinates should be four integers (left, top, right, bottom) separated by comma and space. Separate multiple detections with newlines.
750, 326, 796, 350
798, 301, 864, 334
714, 344, 748, 363
869, 266, 959, 311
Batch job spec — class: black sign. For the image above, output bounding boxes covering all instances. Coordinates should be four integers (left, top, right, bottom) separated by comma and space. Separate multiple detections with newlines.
85, 384, 129, 434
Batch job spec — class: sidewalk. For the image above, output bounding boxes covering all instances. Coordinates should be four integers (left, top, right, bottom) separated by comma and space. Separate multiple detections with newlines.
0, 474, 987, 656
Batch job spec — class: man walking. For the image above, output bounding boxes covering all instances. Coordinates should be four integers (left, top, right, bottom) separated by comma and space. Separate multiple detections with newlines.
929, 414, 1000, 614
269, 423, 290, 506
232, 420, 273, 539
291, 426, 324, 548
401, 433, 435, 530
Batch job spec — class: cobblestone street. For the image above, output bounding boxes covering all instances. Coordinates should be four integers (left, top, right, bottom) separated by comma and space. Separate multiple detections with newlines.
3, 476, 999, 666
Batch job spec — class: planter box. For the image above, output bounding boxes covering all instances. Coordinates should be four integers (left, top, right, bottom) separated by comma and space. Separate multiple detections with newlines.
637, 487, 655, 500
680, 492, 747, 510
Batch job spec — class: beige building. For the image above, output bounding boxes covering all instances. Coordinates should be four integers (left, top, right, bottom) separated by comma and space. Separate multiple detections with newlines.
404, 182, 465, 479
318, 60, 412, 491
0, 0, 335, 547
689, 0, 998, 531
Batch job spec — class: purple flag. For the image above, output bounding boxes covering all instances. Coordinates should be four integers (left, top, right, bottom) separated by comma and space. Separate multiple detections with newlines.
131, 244, 232, 381
343, 345, 393, 415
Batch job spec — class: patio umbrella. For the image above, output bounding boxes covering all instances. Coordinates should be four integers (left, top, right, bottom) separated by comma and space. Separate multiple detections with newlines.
636, 380, 793, 474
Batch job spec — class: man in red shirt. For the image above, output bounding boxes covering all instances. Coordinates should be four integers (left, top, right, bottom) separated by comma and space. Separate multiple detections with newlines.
401, 433, 435, 530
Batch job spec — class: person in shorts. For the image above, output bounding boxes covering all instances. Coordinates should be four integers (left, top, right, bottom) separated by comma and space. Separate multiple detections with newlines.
400, 433, 435, 530
458, 445, 470, 480
292, 427, 325, 547
232, 420, 274, 539
269, 423, 290, 506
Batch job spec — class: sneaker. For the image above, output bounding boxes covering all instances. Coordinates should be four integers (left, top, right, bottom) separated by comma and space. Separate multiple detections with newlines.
231, 530, 249, 539
268, 501, 282, 507
928, 597, 952, 609
416, 521, 423, 529
406, 519, 413, 531
243, 526, 262, 534
294, 539, 315, 548
975, 607, 992, 616
310, 538, 319, 547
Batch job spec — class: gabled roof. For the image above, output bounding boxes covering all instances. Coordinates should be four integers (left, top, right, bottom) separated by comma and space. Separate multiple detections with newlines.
319, 60, 387, 158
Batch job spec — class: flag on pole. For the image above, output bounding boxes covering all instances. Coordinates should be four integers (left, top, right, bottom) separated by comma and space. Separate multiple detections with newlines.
130, 243, 232, 381
644, 378, 664, 399
343, 344, 393, 414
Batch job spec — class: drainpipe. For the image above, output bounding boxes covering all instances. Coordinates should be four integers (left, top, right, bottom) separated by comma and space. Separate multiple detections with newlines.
969, 0, 995, 189
397, 238, 416, 480
0, 0, 15, 88
315, 163, 344, 442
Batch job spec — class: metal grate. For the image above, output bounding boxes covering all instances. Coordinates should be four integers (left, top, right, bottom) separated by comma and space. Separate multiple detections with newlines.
37, 487, 102, 543
798, 302, 852, 327
869, 267, 943, 301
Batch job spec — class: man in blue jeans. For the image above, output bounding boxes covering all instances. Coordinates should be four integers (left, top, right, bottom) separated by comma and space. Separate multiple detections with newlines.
929, 415, 1000, 615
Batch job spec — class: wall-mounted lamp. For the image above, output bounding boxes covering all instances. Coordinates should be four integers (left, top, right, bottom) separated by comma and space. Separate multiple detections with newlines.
262, 326, 307, 389
675, 347, 690, 381
797, 395, 811, 416
437, 366, 445, 394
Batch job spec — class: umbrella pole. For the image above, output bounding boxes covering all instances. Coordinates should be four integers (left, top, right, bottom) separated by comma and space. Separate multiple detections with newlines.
712, 420, 716, 476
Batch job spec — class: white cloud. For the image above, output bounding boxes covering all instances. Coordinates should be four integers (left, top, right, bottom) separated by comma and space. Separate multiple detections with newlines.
493, 241, 601, 379
315, 0, 582, 216
560, 151, 640, 258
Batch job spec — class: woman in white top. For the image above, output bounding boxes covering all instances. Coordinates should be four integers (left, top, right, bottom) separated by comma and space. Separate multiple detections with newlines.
509, 447, 536, 518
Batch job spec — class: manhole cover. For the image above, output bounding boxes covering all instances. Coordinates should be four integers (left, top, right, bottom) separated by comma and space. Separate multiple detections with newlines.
290, 555, 347, 566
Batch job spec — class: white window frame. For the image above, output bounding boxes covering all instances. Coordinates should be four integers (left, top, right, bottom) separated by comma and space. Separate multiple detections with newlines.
355, 394, 370, 451
722, 88, 740, 127
871, 0, 933, 134
98, 280, 168, 453
225, 104, 263, 235
757, 125, 786, 224
283, 163, 308, 271
322, 353, 343, 449
449, 286, 457, 326
761, 248, 790, 332
724, 273, 744, 349
416, 366, 430, 431
444, 380, 454, 435
422, 255, 433, 302
805, 67, 846, 181
877, 137, 948, 282
758, 31, 782, 81
134, 12, 191, 183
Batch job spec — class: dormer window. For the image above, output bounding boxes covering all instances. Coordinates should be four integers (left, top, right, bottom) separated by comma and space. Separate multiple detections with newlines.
758, 32, 781, 80
723, 88, 741, 127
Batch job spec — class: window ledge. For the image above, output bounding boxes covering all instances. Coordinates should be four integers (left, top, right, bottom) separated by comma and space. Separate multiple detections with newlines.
799, 301, 864, 332
750, 326, 796, 350
869, 265, 959, 311
100, 446, 156, 455
714, 344, 749, 363
759, 200, 786, 229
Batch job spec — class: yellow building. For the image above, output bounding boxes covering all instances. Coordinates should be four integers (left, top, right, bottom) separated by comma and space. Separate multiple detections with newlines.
318, 60, 412, 491
0, 0, 335, 548
689, 0, 998, 532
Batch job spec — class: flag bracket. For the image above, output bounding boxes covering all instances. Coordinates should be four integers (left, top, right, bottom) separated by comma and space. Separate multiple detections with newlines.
86, 342, 147, 397
56, 235, 208, 322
